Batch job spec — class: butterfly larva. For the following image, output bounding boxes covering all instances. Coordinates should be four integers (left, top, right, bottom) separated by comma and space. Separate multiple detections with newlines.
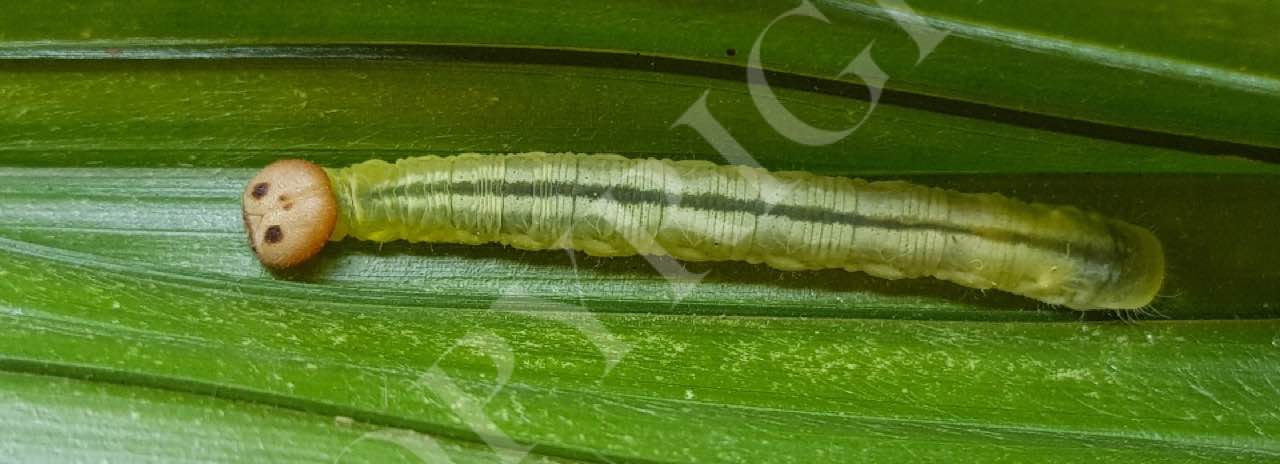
241, 153, 1164, 310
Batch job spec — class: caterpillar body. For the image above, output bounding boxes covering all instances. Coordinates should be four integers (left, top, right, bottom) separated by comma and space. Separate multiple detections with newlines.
241, 153, 1164, 310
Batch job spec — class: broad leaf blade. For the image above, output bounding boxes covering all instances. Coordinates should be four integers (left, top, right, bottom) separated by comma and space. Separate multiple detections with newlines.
1, 0, 1277, 149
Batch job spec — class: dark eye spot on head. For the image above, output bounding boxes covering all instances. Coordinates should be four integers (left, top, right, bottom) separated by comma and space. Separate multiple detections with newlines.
283, 202, 294, 210
265, 225, 284, 244
252, 182, 270, 199
725, 48, 737, 57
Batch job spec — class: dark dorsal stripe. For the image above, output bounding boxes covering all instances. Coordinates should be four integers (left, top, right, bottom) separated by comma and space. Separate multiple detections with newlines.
365, 179, 1119, 263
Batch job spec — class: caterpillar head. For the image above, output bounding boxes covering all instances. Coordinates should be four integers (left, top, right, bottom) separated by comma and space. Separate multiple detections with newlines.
241, 159, 337, 268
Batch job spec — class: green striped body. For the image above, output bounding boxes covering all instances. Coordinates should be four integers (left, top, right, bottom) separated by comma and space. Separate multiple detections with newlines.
325, 153, 1164, 310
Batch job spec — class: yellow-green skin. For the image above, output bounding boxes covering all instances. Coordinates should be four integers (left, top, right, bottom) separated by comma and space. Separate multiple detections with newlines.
325, 153, 1164, 310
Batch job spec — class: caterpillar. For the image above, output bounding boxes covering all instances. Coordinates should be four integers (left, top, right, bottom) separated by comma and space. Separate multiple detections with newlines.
241, 153, 1164, 310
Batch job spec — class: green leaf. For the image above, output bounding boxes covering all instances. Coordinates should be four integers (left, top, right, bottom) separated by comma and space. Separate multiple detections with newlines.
1, 371, 573, 463
2, 0, 1278, 150
1, 1, 1278, 462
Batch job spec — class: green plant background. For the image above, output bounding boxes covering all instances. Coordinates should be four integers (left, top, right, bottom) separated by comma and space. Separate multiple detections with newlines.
1, 1, 1278, 462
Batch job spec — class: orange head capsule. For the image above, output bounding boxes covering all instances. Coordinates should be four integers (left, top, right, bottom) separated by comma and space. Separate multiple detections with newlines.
241, 159, 337, 268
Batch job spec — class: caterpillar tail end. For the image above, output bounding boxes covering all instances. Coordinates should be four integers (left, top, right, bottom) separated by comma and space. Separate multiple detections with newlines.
1088, 223, 1166, 310
241, 159, 337, 269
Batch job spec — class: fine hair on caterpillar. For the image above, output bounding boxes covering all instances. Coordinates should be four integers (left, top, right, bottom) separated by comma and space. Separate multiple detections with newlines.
241, 153, 1166, 310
